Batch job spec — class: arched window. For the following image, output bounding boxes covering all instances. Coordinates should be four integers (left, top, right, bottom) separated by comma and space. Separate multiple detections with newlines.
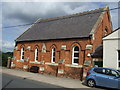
104, 27, 108, 36
21, 47, 24, 60
51, 48, 55, 63
35, 48, 38, 62
72, 46, 79, 65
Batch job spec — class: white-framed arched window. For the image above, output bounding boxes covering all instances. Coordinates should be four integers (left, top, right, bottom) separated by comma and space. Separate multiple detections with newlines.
21, 47, 24, 60
51, 48, 55, 63
104, 27, 108, 36
72, 46, 79, 65
35, 48, 38, 62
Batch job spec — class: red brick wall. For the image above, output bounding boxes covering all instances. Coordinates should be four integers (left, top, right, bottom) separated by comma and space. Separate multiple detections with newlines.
13, 38, 91, 79
92, 10, 112, 51
15, 39, 90, 65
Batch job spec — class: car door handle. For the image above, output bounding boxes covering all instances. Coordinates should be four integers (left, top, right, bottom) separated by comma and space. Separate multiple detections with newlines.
93, 75, 96, 77
108, 77, 113, 79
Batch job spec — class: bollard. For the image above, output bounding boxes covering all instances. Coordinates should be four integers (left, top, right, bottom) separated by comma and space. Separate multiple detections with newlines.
7, 57, 12, 69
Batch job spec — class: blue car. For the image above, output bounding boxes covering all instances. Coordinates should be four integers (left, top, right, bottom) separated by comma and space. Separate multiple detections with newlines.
85, 67, 120, 89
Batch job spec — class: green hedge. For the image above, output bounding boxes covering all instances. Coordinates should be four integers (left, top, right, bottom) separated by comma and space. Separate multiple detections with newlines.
1, 52, 13, 67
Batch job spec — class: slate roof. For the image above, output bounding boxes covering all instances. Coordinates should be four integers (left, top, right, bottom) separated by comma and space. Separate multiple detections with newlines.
16, 8, 104, 42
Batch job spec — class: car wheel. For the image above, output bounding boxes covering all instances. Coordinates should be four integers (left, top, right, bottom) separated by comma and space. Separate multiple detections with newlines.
87, 79, 96, 87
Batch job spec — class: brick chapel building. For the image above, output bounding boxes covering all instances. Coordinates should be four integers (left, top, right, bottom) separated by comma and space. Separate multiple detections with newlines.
11, 6, 112, 79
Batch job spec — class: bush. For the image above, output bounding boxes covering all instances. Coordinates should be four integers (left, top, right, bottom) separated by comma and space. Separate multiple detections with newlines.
1, 52, 13, 67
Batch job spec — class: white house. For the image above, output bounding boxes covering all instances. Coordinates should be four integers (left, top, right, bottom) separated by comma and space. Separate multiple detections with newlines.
103, 28, 120, 70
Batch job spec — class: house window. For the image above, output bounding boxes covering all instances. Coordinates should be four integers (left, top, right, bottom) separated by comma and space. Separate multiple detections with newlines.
51, 48, 55, 63
118, 50, 120, 68
104, 27, 108, 36
21, 47, 24, 60
72, 46, 79, 65
35, 48, 38, 62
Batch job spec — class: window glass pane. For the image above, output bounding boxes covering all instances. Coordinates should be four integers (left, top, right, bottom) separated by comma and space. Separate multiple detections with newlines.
73, 46, 79, 64
37, 49, 38, 54
53, 58, 55, 62
36, 57, 38, 60
94, 68, 104, 74
110, 70, 118, 76
74, 59, 78, 63
37, 52, 38, 56
35, 48, 39, 61
53, 52, 55, 56
74, 46, 79, 51
102, 69, 106, 74
22, 56, 24, 59
105, 69, 110, 75
74, 53, 79, 57
94, 68, 102, 73
21, 48, 24, 60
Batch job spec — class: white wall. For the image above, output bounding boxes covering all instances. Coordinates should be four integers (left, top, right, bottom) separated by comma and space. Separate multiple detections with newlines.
103, 29, 120, 70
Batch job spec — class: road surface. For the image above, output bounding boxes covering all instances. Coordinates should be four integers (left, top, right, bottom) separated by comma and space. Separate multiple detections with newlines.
2, 73, 68, 89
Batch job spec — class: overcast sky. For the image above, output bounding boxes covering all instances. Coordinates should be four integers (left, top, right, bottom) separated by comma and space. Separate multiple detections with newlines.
1, 1, 119, 52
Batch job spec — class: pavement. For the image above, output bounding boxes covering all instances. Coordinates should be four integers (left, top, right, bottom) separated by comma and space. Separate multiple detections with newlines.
1, 67, 89, 88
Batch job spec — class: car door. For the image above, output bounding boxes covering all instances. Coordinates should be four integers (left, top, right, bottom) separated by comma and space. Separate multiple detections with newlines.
106, 69, 119, 89
94, 68, 109, 87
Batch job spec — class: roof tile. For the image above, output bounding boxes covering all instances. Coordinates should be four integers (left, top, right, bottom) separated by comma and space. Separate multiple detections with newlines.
16, 8, 104, 42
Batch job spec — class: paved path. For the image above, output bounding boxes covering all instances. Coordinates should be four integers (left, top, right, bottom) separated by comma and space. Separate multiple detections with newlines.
1, 67, 89, 88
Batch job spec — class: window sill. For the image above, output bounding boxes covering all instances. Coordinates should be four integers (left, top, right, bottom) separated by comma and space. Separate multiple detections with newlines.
30, 61, 40, 64
16, 60, 24, 62
45, 62, 58, 66
65, 64, 83, 68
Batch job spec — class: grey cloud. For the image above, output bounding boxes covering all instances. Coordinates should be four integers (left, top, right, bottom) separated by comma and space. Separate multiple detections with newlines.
2, 2, 100, 24
2, 2, 69, 24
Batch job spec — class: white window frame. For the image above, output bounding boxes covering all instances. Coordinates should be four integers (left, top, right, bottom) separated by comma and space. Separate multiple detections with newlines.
35, 48, 38, 62
51, 48, 55, 63
20, 47, 24, 60
72, 46, 79, 65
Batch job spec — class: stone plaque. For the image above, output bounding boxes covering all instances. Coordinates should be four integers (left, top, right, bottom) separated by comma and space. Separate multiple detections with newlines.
58, 69, 64, 74
24, 57, 29, 62
42, 43, 46, 53
11, 62, 15, 67
26, 46, 31, 50
83, 60, 91, 66
61, 45, 66, 50
58, 59, 65, 64
86, 44, 92, 50
23, 65, 28, 69
40, 67, 45, 71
